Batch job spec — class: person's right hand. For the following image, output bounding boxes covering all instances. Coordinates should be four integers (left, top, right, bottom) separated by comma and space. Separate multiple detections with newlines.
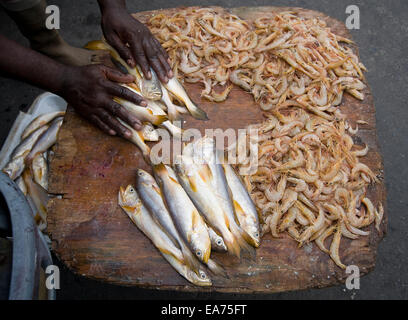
58, 64, 146, 137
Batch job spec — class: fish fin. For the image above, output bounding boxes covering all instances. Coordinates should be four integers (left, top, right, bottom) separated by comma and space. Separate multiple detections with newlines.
151, 115, 168, 125
157, 246, 184, 264
191, 209, 202, 231
221, 229, 241, 259
198, 164, 213, 182
206, 259, 228, 278
188, 176, 198, 193
180, 242, 201, 273
229, 222, 257, 258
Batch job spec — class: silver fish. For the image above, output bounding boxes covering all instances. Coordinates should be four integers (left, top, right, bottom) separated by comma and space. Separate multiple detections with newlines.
152, 164, 211, 263
174, 155, 250, 258
15, 176, 27, 196
207, 226, 227, 252
187, 137, 258, 248
10, 125, 50, 160
136, 169, 200, 271
136, 66, 163, 101
136, 169, 225, 276
85, 40, 162, 100
114, 96, 167, 125
222, 162, 261, 248
118, 184, 211, 286
146, 99, 183, 138
32, 153, 48, 190
141, 123, 159, 142
164, 77, 208, 120
2, 155, 25, 180
21, 111, 65, 140
125, 84, 184, 138
23, 170, 49, 225
116, 118, 151, 163
25, 117, 63, 165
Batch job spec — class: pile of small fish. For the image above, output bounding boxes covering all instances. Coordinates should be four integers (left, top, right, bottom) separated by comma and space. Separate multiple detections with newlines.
85, 39, 208, 162
233, 107, 383, 268
119, 137, 260, 286
2, 111, 65, 231
146, 7, 366, 119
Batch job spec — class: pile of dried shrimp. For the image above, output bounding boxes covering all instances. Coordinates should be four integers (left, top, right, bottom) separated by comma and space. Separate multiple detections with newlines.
235, 107, 383, 269
147, 7, 366, 120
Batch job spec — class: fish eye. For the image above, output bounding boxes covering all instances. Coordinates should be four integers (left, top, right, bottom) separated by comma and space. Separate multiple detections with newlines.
217, 239, 222, 245
196, 250, 202, 256
200, 272, 206, 279
129, 187, 135, 193
255, 232, 259, 238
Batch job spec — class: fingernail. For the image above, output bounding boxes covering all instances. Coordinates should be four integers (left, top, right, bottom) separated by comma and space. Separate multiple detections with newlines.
109, 130, 116, 135
140, 101, 147, 107
147, 71, 152, 79
125, 130, 132, 138
133, 123, 141, 130
168, 70, 173, 78
127, 59, 134, 67
164, 76, 169, 83
167, 58, 171, 64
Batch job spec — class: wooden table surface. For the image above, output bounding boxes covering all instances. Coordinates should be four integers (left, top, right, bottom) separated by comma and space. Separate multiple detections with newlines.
47, 6, 386, 293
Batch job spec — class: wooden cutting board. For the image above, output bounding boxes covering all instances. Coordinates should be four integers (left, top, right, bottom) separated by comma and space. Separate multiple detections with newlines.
47, 6, 387, 293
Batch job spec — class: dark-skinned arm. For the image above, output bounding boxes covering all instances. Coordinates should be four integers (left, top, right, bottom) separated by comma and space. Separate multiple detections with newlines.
97, 0, 173, 83
0, 33, 147, 137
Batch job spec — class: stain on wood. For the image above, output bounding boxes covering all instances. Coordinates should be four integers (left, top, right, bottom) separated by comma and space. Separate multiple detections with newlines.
47, 6, 386, 293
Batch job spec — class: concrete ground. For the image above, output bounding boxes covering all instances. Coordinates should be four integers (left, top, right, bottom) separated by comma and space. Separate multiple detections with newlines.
0, 0, 407, 299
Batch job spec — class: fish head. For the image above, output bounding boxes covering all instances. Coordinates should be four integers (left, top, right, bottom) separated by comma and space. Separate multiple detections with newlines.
136, 168, 156, 185
118, 185, 140, 213
213, 235, 228, 252
191, 231, 211, 263
244, 224, 261, 248
186, 268, 212, 287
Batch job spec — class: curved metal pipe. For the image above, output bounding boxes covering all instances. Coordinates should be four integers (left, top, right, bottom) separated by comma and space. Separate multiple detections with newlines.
0, 172, 55, 300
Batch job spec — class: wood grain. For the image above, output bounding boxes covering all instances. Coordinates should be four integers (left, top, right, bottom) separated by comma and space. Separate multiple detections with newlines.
47, 6, 386, 293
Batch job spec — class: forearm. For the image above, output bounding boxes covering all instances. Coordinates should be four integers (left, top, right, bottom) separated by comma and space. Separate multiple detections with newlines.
0, 34, 66, 95
97, 0, 127, 12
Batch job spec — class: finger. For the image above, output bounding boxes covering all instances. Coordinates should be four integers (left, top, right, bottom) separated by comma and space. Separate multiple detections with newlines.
152, 38, 173, 78
106, 33, 135, 67
105, 82, 147, 107
96, 108, 132, 138
104, 99, 142, 130
103, 66, 135, 83
90, 114, 116, 136
152, 37, 169, 60
128, 39, 151, 79
147, 53, 168, 83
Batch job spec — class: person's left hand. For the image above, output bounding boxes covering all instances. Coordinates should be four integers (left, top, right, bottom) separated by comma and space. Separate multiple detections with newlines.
99, 2, 173, 83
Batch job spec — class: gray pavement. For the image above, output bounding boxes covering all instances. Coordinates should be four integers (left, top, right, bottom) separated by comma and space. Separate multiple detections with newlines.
0, 0, 407, 299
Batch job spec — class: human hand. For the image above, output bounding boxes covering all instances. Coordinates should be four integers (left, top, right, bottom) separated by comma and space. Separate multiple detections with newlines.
58, 64, 146, 137
98, 0, 173, 83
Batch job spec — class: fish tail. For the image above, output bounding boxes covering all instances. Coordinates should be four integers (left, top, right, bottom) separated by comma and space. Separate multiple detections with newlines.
187, 102, 209, 121
151, 115, 168, 125
206, 259, 228, 278
230, 222, 256, 258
